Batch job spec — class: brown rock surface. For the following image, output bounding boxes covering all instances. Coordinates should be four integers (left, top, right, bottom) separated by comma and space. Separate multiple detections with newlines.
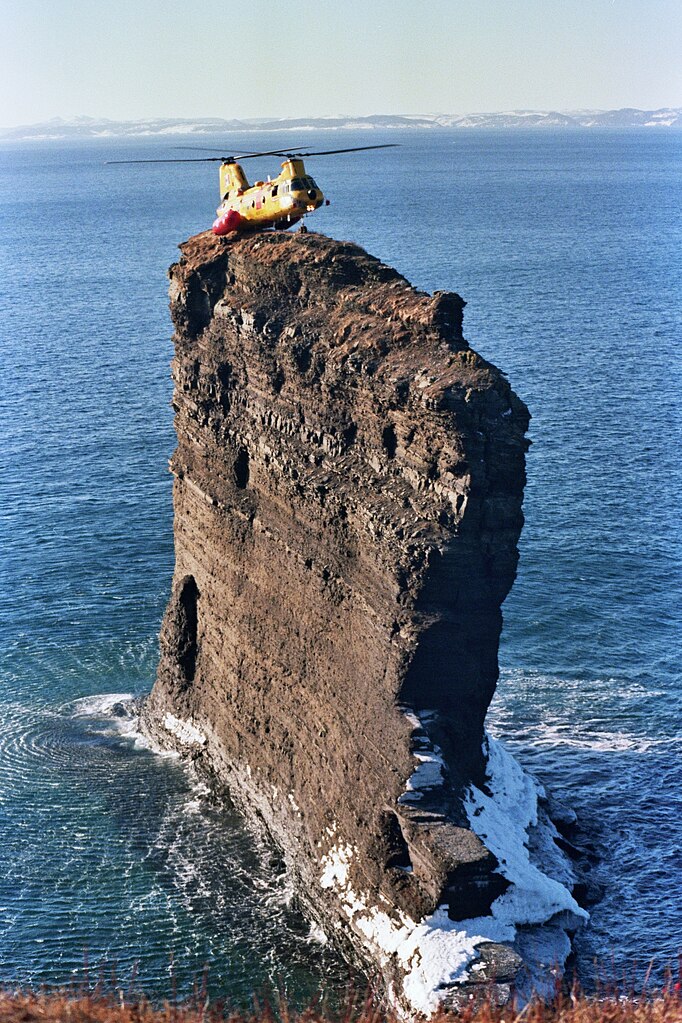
142, 229, 533, 1011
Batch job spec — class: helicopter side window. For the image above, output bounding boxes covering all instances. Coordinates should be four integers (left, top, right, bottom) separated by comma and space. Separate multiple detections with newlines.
271, 185, 278, 197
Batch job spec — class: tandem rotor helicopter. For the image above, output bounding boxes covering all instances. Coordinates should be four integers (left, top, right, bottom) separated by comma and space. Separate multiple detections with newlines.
109, 143, 399, 234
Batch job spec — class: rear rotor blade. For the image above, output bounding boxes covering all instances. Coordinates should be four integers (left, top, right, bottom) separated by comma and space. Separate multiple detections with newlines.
167, 146, 318, 160
171, 146, 313, 155
233, 147, 315, 160
172, 146, 266, 153
226, 143, 401, 159
285, 143, 400, 156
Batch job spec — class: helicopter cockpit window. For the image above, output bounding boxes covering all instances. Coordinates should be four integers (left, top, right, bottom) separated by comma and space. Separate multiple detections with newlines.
290, 178, 304, 190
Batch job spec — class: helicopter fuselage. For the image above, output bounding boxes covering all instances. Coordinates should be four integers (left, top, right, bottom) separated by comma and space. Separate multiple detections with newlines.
212, 158, 326, 235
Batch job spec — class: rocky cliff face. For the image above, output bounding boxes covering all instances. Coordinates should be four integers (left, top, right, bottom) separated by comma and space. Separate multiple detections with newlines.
142, 230, 584, 1014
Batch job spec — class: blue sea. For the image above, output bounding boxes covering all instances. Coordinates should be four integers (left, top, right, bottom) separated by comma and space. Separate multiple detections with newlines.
0, 129, 680, 1001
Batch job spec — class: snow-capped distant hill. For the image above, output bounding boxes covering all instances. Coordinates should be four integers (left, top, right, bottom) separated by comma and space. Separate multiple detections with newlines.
2, 108, 680, 141
435, 107, 681, 128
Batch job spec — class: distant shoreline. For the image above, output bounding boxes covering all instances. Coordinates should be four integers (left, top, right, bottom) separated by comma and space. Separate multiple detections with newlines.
2, 107, 680, 141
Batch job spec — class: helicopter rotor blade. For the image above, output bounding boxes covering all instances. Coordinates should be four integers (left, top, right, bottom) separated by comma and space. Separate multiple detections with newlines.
229, 147, 315, 160
105, 143, 399, 166
283, 143, 400, 157
220, 143, 401, 159
169, 147, 314, 154
170, 146, 290, 154
105, 157, 228, 164
166, 146, 320, 159
105, 146, 316, 165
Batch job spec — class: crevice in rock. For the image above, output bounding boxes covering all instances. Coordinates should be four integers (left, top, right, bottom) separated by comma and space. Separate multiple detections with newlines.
234, 447, 250, 489
382, 423, 398, 459
343, 422, 358, 448
174, 574, 199, 686
271, 367, 286, 393
382, 810, 413, 871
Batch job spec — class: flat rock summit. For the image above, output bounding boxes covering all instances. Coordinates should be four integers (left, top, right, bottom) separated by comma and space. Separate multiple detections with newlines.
142, 230, 585, 1014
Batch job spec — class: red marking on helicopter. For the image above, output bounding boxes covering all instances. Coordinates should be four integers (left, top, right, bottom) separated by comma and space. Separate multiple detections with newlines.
213, 209, 244, 236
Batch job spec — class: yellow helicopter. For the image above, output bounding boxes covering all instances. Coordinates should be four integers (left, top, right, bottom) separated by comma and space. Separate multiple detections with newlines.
108, 143, 398, 234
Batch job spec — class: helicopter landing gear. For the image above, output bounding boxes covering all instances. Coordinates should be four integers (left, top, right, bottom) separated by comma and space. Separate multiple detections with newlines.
298, 224, 308, 234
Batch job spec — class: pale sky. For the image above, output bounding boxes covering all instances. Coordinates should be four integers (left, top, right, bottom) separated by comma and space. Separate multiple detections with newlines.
2, 0, 681, 127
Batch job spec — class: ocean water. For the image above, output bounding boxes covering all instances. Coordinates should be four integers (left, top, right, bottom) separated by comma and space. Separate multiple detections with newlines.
0, 129, 680, 998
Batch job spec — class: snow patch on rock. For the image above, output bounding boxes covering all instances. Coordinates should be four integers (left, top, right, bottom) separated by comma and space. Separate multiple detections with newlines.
398, 709, 446, 805
465, 735, 587, 928
398, 749, 446, 803
163, 712, 207, 747
319, 727, 587, 1016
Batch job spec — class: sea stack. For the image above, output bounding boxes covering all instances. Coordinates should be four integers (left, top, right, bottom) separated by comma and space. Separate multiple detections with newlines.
142, 230, 585, 1014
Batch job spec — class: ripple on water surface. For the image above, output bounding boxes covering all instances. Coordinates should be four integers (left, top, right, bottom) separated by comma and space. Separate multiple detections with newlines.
0, 689, 356, 1001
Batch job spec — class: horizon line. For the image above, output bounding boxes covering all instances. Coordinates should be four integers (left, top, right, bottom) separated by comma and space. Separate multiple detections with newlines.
2, 104, 682, 133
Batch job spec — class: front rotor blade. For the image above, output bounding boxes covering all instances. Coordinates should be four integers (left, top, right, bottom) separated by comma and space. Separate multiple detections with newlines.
105, 157, 228, 164
105, 148, 307, 165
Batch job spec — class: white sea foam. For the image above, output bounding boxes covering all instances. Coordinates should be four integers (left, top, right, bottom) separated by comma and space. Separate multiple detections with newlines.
307, 922, 329, 945
494, 722, 679, 754
183, 780, 212, 814
67, 691, 153, 748
69, 692, 135, 717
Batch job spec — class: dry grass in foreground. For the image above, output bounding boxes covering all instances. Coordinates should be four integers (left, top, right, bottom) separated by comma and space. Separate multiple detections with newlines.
0, 988, 679, 1023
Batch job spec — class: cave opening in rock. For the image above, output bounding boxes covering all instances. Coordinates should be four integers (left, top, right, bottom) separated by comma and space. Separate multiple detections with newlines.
176, 575, 199, 684
382, 811, 413, 871
234, 447, 250, 489
382, 423, 398, 459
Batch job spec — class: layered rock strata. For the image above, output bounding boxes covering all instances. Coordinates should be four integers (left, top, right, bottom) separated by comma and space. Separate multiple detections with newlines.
142, 230, 584, 1013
